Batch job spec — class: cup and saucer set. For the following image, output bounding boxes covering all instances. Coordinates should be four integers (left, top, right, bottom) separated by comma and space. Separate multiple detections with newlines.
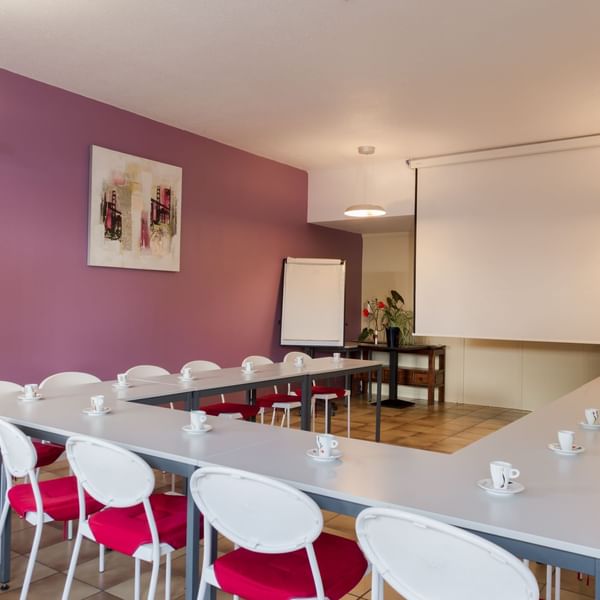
477, 460, 524, 496
18, 384, 43, 402
82, 395, 111, 416
112, 373, 132, 389
182, 410, 212, 434
178, 367, 197, 383
548, 429, 584, 456
306, 433, 343, 462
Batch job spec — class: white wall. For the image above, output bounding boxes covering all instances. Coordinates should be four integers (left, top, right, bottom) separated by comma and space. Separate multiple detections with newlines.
362, 233, 600, 410
308, 160, 414, 223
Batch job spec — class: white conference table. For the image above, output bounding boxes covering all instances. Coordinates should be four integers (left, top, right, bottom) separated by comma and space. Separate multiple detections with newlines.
3, 369, 600, 598
126, 357, 385, 439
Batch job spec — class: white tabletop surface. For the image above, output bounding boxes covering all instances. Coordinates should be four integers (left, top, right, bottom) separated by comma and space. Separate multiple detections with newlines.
3, 362, 595, 561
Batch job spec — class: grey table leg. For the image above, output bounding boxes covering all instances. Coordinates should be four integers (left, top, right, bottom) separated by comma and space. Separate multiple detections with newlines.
185, 392, 195, 412
185, 472, 200, 600
300, 375, 312, 431
375, 366, 382, 442
0, 464, 10, 588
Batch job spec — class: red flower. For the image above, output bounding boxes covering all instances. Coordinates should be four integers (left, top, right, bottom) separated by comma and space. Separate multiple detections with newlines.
377, 301, 385, 309
362, 308, 369, 317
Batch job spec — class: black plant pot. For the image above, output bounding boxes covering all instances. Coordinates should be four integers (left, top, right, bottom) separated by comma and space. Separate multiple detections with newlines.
386, 327, 400, 348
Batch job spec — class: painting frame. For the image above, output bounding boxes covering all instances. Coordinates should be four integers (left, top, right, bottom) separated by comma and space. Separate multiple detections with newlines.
87, 145, 182, 272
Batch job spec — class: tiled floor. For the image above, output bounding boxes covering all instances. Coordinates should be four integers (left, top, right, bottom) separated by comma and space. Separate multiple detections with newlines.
1, 397, 593, 599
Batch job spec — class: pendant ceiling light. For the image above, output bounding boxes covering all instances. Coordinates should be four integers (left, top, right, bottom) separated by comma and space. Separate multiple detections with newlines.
344, 145, 386, 218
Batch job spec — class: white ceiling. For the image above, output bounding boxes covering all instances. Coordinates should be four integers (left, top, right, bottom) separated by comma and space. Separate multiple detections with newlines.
2, 0, 600, 170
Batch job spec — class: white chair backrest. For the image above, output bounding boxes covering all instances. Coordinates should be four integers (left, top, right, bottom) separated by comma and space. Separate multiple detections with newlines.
66, 435, 155, 508
356, 507, 539, 600
0, 381, 23, 394
0, 419, 37, 478
39, 371, 101, 391
242, 355, 273, 367
283, 351, 312, 364
125, 365, 170, 379
181, 360, 221, 374
190, 466, 322, 554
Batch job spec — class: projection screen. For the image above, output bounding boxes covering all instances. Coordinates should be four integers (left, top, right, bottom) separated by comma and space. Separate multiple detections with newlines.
411, 136, 600, 344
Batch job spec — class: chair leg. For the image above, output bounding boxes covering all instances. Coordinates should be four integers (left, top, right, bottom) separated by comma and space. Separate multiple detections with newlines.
61, 530, 83, 600
147, 554, 160, 600
67, 519, 73, 540
546, 565, 553, 599
347, 393, 351, 438
271, 408, 277, 426
311, 397, 316, 431
196, 573, 208, 600
20, 518, 43, 600
286, 407, 291, 428
98, 544, 105, 573
371, 569, 383, 600
555, 567, 561, 600
134, 557, 141, 600
165, 553, 172, 600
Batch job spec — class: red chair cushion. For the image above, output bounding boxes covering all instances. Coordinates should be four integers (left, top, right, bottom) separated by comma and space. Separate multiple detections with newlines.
203, 402, 260, 419
88, 493, 193, 556
256, 393, 300, 409
213, 532, 367, 600
311, 386, 347, 398
33, 441, 65, 468
8, 476, 103, 522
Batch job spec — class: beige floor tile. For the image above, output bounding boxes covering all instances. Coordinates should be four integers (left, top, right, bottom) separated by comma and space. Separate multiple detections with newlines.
0, 572, 97, 599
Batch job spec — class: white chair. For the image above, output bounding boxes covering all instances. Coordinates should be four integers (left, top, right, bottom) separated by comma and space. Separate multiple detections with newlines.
125, 364, 170, 379
355, 507, 539, 600
0, 419, 103, 600
0, 381, 65, 473
181, 360, 261, 420
39, 371, 101, 391
62, 435, 189, 600
283, 351, 352, 436
242, 355, 301, 427
190, 466, 368, 600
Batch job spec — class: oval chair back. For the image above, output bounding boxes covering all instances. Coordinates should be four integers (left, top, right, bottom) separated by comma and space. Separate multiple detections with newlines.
124, 365, 170, 379
0, 381, 24, 395
191, 466, 322, 553
39, 371, 101, 391
66, 435, 154, 508
181, 360, 221, 375
356, 507, 539, 600
0, 418, 37, 479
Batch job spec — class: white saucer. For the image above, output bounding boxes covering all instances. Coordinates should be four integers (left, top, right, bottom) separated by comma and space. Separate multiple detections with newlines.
82, 407, 111, 416
306, 448, 343, 462
178, 376, 197, 383
112, 382, 131, 389
241, 369, 255, 375
17, 394, 43, 402
477, 478, 524, 496
580, 422, 600, 431
182, 424, 212, 434
548, 442, 585, 455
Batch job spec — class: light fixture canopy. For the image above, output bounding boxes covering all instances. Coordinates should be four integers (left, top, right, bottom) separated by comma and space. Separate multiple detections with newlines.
344, 204, 386, 218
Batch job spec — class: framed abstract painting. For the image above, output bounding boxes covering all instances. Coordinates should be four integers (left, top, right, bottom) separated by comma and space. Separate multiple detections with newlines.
88, 145, 182, 271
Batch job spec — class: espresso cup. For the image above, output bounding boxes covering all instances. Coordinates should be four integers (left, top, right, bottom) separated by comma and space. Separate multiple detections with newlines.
558, 430, 574, 451
243, 361, 254, 373
585, 408, 599, 425
190, 410, 208, 430
294, 356, 305, 368
117, 373, 128, 386
489, 460, 520, 490
316, 433, 339, 458
91, 395, 105, 412
24, 384, 38, 399
333, 352, 341, 361
181, 367, 192, 380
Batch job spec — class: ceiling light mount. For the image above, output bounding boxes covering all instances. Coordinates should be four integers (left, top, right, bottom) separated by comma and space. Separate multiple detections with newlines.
344, 145, 386, 218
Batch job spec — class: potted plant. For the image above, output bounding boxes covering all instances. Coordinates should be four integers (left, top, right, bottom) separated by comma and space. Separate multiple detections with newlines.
358, 298, 385, 344
382, 290, 414, 347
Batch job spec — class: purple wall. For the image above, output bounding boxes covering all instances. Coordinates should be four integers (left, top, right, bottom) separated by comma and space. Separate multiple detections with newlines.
0, 69, 362, 384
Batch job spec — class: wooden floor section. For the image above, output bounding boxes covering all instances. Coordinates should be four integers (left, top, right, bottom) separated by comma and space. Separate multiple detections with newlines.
1, 397, 592, 599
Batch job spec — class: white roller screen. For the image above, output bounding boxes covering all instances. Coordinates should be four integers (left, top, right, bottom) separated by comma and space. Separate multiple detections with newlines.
281, 258, 346, 346
414, 138, 600, 343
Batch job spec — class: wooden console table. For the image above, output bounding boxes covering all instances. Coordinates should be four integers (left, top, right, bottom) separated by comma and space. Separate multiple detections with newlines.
357, 343, 446, 405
